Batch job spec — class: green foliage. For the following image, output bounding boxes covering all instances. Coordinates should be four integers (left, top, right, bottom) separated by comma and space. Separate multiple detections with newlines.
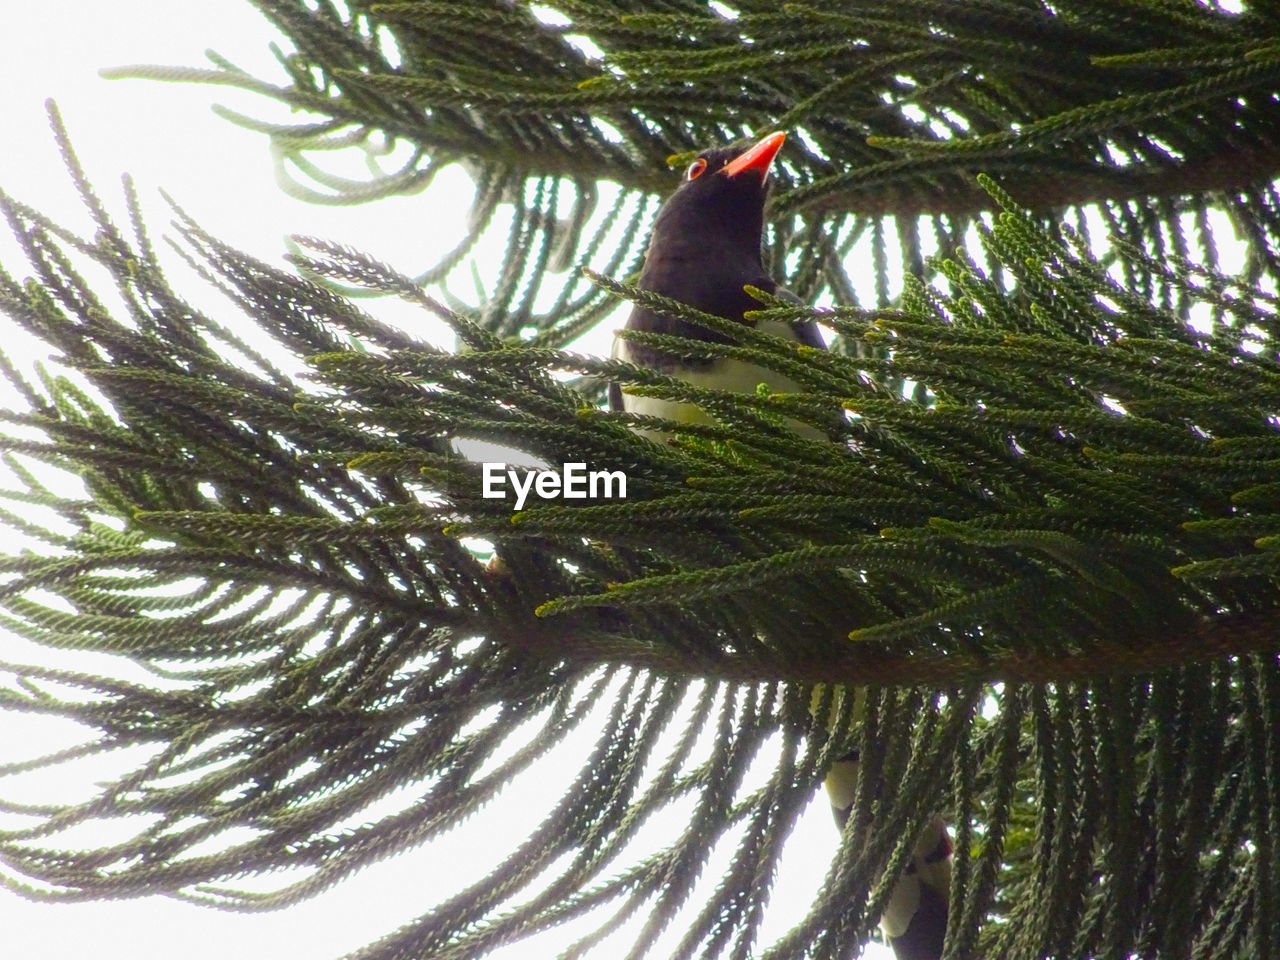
2, 2, 1280, 959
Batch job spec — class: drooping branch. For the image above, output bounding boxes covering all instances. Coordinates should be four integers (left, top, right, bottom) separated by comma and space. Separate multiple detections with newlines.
778, 138, 1280, 219
498, 610, 1280, 688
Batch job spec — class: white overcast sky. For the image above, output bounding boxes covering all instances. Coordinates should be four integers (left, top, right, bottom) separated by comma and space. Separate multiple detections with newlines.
0, 3, 890, 960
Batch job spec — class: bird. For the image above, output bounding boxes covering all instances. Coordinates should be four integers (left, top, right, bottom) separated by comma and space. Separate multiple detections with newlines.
608, 132, 953, 960
818, 693, 953, 960
608, 131, 825, 432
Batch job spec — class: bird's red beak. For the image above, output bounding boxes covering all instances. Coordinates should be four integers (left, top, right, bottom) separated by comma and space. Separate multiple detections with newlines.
721, 131, 786, 180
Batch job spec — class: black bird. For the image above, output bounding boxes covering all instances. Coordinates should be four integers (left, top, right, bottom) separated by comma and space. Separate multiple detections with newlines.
608, 131, 825, 433
609, 132, 953, 960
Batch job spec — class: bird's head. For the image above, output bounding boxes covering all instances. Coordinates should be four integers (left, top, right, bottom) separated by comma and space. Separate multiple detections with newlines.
647, 131, 786, 263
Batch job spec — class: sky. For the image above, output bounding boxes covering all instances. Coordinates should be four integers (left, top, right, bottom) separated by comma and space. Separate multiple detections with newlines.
0, 3, 890, 959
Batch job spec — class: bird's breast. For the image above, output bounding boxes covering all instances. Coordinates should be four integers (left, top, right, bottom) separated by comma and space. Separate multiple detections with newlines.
614, 318, 820, 440
635, 254, 769, 331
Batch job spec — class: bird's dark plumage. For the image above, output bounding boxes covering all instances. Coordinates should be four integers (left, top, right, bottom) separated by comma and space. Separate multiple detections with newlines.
609, 132, 824, 420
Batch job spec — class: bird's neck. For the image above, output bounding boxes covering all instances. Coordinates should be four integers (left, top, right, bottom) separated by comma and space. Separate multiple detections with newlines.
643, 246, 764, 274
640, 227, 767, 290
646, 195, 767, 271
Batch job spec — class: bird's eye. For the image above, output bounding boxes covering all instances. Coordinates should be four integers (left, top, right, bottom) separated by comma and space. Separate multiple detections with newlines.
685, 158, 707, 181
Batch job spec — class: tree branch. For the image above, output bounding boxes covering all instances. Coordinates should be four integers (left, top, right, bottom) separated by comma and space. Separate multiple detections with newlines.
505, 610, 1280, 688
779, 140, 1280, 219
